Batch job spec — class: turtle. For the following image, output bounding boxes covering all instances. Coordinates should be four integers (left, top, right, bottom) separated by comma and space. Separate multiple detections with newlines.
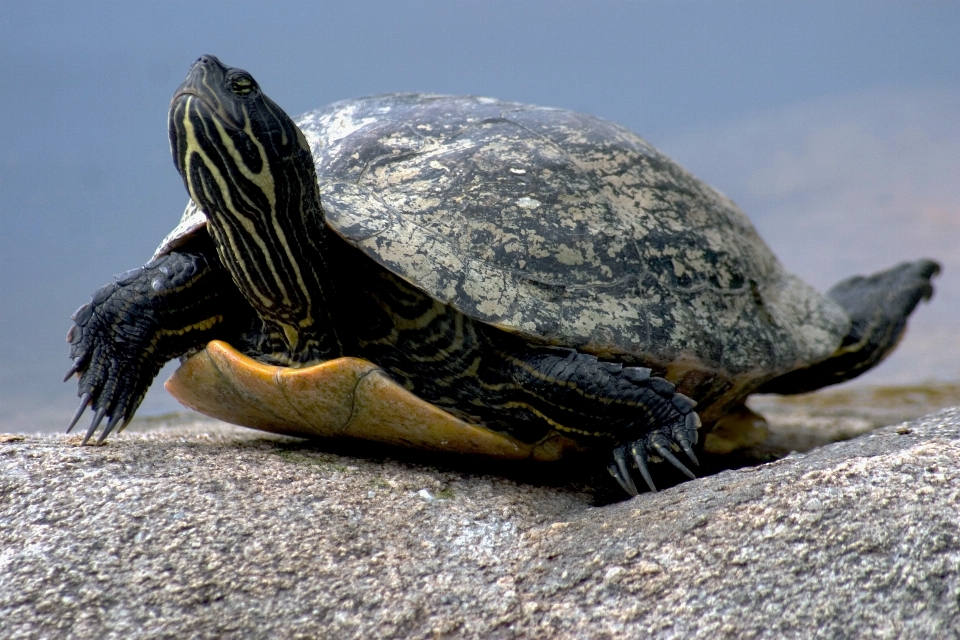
65, 55, 939, 495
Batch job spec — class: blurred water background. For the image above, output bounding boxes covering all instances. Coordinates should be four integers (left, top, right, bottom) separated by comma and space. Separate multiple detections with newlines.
2, 1, 958, 432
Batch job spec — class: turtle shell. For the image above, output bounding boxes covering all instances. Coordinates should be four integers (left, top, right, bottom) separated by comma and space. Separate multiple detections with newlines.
159, 94, 849, 392
300, 95, 849, 381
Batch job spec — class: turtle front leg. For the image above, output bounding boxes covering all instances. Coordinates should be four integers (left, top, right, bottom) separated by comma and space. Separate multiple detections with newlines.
65, 250, 240, 444
505, 347, 701, 496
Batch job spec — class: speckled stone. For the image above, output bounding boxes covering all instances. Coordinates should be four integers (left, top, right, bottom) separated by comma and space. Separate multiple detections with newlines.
2, 407, 958, 639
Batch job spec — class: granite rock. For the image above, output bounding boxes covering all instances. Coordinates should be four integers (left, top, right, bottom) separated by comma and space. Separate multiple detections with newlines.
1, 406, 959, 639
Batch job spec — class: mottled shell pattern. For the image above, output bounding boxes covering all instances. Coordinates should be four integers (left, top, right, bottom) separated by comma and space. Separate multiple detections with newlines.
160, 94, 849, 396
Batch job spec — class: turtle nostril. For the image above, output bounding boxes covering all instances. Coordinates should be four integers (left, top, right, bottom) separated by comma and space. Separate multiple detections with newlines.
195, 55, 224, 70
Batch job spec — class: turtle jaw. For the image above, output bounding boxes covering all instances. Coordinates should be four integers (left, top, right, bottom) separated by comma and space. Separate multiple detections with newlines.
170, 55, 247, 130
170, 91, 241, 132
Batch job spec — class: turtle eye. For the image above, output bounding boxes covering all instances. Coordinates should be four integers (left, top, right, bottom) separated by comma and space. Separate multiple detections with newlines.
230, 75, 255, 96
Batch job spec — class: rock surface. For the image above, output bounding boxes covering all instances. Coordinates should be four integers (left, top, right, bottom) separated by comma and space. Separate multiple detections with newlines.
2, 396, 959, 639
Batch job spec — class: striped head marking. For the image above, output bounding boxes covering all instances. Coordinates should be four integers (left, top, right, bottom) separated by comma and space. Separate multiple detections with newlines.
168, 55, 326, 354
169, 55, 310, 203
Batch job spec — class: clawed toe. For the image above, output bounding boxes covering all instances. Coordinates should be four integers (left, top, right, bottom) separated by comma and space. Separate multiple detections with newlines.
66, 392, 92, 434
651, 441, 696, 479
63, 357, 84, 382
677, 438, 699, 467
609, 414, 703, 496
96, 413, 124, 445
629, 443, 657, 493
70, 400, 128, 445
610, 446, 638, 496
81, 406, 108, 446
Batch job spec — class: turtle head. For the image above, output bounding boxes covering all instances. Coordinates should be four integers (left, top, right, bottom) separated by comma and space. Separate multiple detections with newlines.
168, 56, 340, 361
168, 55, 314, 219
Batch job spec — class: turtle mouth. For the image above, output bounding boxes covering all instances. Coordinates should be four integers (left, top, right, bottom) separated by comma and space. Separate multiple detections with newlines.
170, 87, 203, 104
171, 89, 244, 131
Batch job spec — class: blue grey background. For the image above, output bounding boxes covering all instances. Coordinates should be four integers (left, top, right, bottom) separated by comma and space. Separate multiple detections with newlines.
2, 1, 958, 431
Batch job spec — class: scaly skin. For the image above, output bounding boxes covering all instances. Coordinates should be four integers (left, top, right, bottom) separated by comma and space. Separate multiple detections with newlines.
66, 250, 243, 444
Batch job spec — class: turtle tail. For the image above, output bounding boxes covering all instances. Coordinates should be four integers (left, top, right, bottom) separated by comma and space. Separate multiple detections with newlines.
757, 259, 940, 395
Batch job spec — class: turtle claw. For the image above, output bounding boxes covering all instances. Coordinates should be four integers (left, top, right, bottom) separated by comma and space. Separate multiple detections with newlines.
65, 252, 221, 446
612, 446, 638, 496
629, 443, 657, 493
81, 406, 107, 445
608, 461, 638, 497
609, 403, 703, 495
96, 413, 124, 445
63, 357, 84, 382
117, 417, 133, 434
677, 438, 699, 467
67, 392, 92, 434
652, 441, 696, 480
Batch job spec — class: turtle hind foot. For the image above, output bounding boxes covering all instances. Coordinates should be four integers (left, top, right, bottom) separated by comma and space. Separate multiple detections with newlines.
759, 259, 941, 395
608, 411, 702, 496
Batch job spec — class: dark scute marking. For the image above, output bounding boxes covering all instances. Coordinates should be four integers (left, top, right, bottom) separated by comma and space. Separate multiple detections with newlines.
317, 121, 426, 183
320, 183, 396, 240
520, 278, 566, 303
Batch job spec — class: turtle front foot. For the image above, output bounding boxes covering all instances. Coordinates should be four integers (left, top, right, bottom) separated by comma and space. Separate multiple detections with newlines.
65, 274, 162, 445
607, 410, 701, 496
64, 252, 223, 445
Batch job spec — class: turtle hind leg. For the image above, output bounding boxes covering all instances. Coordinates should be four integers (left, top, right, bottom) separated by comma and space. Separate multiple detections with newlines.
759, 259, 940, 395
502, 347, 702, 496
